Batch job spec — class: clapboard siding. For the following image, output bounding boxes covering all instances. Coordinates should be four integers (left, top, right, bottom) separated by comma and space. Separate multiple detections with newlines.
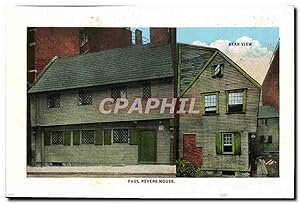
31, 79, 174, 127
179, 53, 260, 171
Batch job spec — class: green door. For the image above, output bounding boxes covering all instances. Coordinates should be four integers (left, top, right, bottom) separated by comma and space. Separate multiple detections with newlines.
139, 130, 157, 163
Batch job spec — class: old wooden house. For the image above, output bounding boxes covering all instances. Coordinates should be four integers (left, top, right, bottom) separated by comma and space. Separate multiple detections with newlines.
177, 44, 261, 176
28, 44, 175, 166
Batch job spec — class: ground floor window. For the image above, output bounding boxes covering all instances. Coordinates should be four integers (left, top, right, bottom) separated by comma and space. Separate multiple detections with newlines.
259, 135, 272, 144
113, 129, 129, 143
216, 132, 241, 155
51, 131, 64, 145
81, 130, 95, 144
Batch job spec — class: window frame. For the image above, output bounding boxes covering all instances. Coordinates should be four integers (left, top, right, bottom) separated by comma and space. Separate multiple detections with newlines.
78, 90, 93, 106
211, 64, 224, 78
201, 91, 219, 115
50, 131, 64, 145
221, 132, 235, 154
47, 94, 60, 108
80, 129, 96, 145
112, 128, 130, 144
226, 89, 247, 114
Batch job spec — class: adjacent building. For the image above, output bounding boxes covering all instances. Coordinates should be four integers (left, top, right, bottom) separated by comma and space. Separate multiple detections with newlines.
177, 44, 261, 176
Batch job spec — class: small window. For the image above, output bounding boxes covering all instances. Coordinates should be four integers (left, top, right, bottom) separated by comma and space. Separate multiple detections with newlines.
78, 90, 92, 105
80, 29, 88, 47
223, 133, 233, 153
260, 135, 272, 144
143, 84, 151, 99
227, 89, 246, 113
258, 119, 268, 126
202, 92, 219, 115
113, 129, 129, 144
111, 87, 127, 102
81, 130, 95, 144
47, 94, 60, 108
51, 131, 64, 145
211, 64, 224, 78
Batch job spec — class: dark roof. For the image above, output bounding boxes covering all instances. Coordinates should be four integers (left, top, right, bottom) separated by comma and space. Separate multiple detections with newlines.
258, 105, 279, 118
29, 44, 173, 93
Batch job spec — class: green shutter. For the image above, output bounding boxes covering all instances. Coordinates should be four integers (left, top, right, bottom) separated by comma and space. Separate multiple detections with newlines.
44, 131, 51, 146
234, 132, 241, 155
73, 130, 81, 145
225, 91, 229, 113
216, 92, 219, 114
64, 131, 71, 145
169, 119, 174, 128
242, 89, 247, 112
95, 128, 104, 145
129, 129, 139, 145
104, 129, 112, 145
216, 132, 222, 154
220, 64, 224, 76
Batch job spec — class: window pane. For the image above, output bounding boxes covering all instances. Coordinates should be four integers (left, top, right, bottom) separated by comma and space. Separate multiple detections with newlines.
51, 131, 64, 145
78, 91, 92, 105
47, 94, 60, 108
81, 130, 95, 144
228, 91, 244, 113
113, 129, 129, 143
223, 133, 233, 152
204, 94, 216, 113
143, 84, 151, 99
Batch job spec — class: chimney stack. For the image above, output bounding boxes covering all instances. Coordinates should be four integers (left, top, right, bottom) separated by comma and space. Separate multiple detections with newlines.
135, 29, 142, 45
150, 28, 170, 47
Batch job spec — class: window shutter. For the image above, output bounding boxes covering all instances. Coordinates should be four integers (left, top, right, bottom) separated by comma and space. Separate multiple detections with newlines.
169, 119, 174, 128
129, 129, 139, 145
104, 129, 112, 145
220, 64, 224, 76
234, 132, 241, 155
73, 130, 81, 145
95, 128, 104, 145
44, 131, 51, 146
225, 91, 229, 113
64, 131, 71, 145
216, 132, 222, 154
242, 89, 247, 112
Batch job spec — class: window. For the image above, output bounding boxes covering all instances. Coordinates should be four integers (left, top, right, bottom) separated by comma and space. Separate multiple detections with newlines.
216, 132, 241, 155
259, 135, 272, 144
111, 87, 127, 102
202, 92, 219, 114
113, 129, 129, 144
211, 64, 224, 78
47, 94, 60, 108
226, 89, 246, 113
143, 84, 151, 99
223, 133, 233, 153
258, 119, 268, 126
51, 131, 64, 145
80, 29, 88, 47
81, 130, 95, 144
78, 90, 92, 105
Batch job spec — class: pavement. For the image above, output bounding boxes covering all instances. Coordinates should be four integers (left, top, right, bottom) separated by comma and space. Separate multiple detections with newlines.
27, 165, 176, 178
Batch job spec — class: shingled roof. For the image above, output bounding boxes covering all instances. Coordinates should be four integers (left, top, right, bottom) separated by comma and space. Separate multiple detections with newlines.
258, 105, 279, 119
29, 44, 173, 93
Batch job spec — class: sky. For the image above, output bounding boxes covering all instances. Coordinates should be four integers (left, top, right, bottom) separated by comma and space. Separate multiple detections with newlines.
131, 27, 279, 84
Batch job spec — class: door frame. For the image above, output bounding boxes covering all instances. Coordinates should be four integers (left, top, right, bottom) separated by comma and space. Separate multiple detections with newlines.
138, 129, 157, 164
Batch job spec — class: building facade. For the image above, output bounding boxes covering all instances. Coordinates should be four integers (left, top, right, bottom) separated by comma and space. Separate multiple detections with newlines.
177, 44, 261, 176
29, 43, 175, 166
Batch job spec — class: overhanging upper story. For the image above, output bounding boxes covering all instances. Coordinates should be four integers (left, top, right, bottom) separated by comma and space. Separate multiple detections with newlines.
29, 44, 174, 127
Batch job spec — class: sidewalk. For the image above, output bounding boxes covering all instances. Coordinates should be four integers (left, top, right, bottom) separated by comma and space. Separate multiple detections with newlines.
27, 165, 176, 178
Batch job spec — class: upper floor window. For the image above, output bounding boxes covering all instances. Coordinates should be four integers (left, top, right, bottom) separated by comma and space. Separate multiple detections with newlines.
78, 90, 92, 106
143, 84, 151, 99
211, 64, 224, 78
226, 89, 247, 113
80, 29, 88, 47
111, 87, 127, 102
258, 119, 268, 126
202, 92, 219, 115
113, 129, 129, 144
51, 131, 64, 145
47, 94, 60, 108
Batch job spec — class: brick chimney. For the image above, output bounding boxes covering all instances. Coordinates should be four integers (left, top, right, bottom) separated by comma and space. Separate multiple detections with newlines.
150, 28, 170, 47
135, 29, 142, 45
